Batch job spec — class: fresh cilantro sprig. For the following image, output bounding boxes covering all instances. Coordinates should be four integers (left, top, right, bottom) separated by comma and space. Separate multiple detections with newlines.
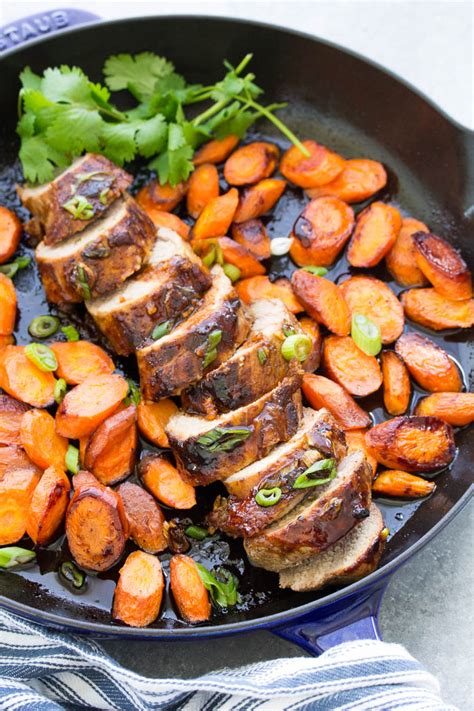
17, 52, 308, 185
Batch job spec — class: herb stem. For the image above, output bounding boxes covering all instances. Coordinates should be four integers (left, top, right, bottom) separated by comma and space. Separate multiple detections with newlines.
193, 98, 231, 127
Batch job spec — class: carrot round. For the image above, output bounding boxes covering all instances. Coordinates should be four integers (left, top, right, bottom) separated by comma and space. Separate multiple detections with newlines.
322, 336, 383, 397
118, 481, 167, 553
413, 232, 472, 301
0, 465, 41, 545
0, 446, 36, 476
302, 373, 371, 430
139, 454, 196, 509
186, 163, 220, 219
291, 269, 351, 335
136, 180, 187, 213
170, 554, 211, 623
50, 341, 114, 385
83, 404, 137, 485
415, 392, 474, 426
231, 219, 271, 260
0, 273, 17, 336
193, 135, 240, 166
26, 465, 71, 545
55, 373, 128, 439
0, 335, 14, 350
224, 142, 279, 186
0, 394, 29, 446
385, 218, 429, 287
306, 159, 387, 203
20, 409, 69, 470
280, 140, 345, 188
401, 288, 474, 330
191, 188, 239, 240
290, 196, 355, 267
395, 333, 462, 393
347, 202, 402, 268
0, 346, 56, 407
236, 276, 303, 313
345, 429, 378, 478
373, 469, 435, 498
339, 275, 404, 344
234, 178, 286, 223
381, 351, 411, 416
113, 551, 164, 628
0, 206, 22, 264
142, 209, 191, 241
137, 398, 179, 448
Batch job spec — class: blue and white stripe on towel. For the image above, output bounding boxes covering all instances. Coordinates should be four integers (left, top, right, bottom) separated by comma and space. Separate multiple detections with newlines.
0, 607, 456, 710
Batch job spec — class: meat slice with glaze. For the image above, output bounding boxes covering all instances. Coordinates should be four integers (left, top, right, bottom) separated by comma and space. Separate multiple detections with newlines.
18, 153, 132, 245
87, 228, 211, 355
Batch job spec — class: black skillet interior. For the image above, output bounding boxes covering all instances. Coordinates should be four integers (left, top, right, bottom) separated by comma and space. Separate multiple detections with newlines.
0, 16, 472, 633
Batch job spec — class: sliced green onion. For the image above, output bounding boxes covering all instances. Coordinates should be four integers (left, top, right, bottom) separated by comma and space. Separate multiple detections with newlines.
257, 347, 269, 365
62, 195, 94, 220
60, 561, 86, 589
28, 315, 60, 338
61, 324, 80, 342
24, 343, 58, 372
302, 266, 328, 276
282, 324, 297, 337
99, 188, 111, 205
185, 525, 208, 540
255, 487, 282, 507
125, 379, 141, 406
74, 265, 91, 300
293, 458, 336, 489
223, 263, 241, 283
202, 348, 218, 369
351, 313, 382, 356
65, 445, 80, 475
202, 244, 216, 268
281, 334, 312, 362
152, 320, 172, 340
0, 546, 36, 569
207, 330, 222, 349
76, 170, 111, 187
202, 330, 222, 368
0, 255, 31, 279
196, 563, 239, 608
54, 378, 67, 404
196, 426, 252, 453
215, 242, 224, 266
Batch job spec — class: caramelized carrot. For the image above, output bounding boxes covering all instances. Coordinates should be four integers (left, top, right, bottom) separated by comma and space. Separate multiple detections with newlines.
26, 465, 71, 545
345, 429, 378, 477
170, 554, 211, 623
118, 481, 167, 553
83, 405, 137, 485
0, 273, 16, 335
113, 551, 164, 627
50, 341, 114, 385
413, 232, 472, 301
306, 159, 387, 203
186, 163, 220, 219
191, 188, 239, 240
298, 316, 322, 372
0, 394, 29, 446
339, 275, 404, 344
280, 140, 345, 188
136, 180, 187, 213
20, 409, 68, 470
401, 288, 474, 330
202, 236, 265, 278
291, 269, 351, 335
302, 374, 371, 430
73, 470, 98, 490
233, 178, 286, 222
231, 219, 271, 260
347, 202, 402, 267
193, 135, 240, 166
139, 208, 190, 241
322, 336, 383, 396
0, 446, 35, 476
381, 351, 411, 416
236, 276, 303, 313
373, 470, 435, 498
55, 373, 128, 439
385, 218, 429, 287
224, 141, 279, 186
395, 333, 462, 392
137, 398, 179, 448
290, 196, 355, 267
0, 346, 55, 407
0, 335, 14, 350
0, 206, 22, 264
139, 454, 196, 509
0, 465, 41, 545
415, 392, 474, 426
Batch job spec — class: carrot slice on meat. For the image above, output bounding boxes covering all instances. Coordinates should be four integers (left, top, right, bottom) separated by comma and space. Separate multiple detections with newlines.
302, 374, 371, 430
193, 135, 240, 166
224, 142, 279, 186
385, 218, 429, 287
186, 163, 220, 219
373, 470, 435, 498
0, 206, 22, 264
413, 232, 472, 301
139, 454, 196, 509
26, 465, 71, 545
322, 336, 382, 396
280, 140, 345, 188
395, 333, 462, 392
191, 188, 239, 240
415, 392, 474, 426
50, 341, 114, 385
306, 159, 387, 203
137, 398, 179, 448
381, 351, 411, 416
234, 179, 286, 223
170, 554, 211, 623
136, 180, 187, 213
291, 269, 351, 335
0, 346, 56, 407
290, 196, 354, 267
401, 288, 474, 330
339, 275, 404, 344
231, 219, 271, 260
347, 202, 402, 268
20, 409, 69, 470
139, 209, 190, 241
236, 276, 303, 313
0, 465, 41, 545
0, 273, 16, 336
118, 481, 167, 553
345, 429, 378, 478
83, 404, 137, 485
113, 551, 164, 627
0, 394, 29, 446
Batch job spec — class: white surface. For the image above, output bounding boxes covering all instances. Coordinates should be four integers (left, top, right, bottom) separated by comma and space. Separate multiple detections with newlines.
1, 0, 473, 128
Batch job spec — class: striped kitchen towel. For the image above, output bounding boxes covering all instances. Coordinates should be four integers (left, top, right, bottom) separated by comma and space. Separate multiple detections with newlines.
0, 607, 456, 711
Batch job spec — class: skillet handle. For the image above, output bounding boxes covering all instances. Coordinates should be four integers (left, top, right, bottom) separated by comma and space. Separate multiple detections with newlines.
272, 582, 387, 656
0, 8, 100, 53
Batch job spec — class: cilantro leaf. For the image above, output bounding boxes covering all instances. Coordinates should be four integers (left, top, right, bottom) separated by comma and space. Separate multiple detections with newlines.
135, 115, 168, 158
103, 52, 174, 101
19, 136, 67, 183
45, 107, 103, 153
40, 66, 95, 106
19, 66, 42, 90
100, 122, 138, 165
214, 109, 258, 139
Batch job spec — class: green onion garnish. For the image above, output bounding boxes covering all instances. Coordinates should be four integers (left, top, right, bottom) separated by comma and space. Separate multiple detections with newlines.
125, 379, 141, 406
62, 195, 94, 220
302, 266, 328, 276
0, 255, 31, 279
185, 525, 208, 540
202, 329, 222, 368
202, 245, 216, 268
293, 458, 336, 489
65, 445, 80, 475
28, 315, 60, 338
257, 347, 269, 365
74, 265, 91, 300
152, 320, 172, 340
196, 426, 252, 453
61, 324, 80, 342
24, 343, 58, 372
0, 546, 36, 569
59, 561, 86, 589
281, 334, 312, 362
54, 378, 67, 404
195, 563, 239, 608
351, 313, 382, 356
223, 263, 241, 283
255, 487, 282, 507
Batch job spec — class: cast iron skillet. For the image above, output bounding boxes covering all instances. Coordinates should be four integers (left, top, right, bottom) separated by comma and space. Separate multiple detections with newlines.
0, 11, 472, 652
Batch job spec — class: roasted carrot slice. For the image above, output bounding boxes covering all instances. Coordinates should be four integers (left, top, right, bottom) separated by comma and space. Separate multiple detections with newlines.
365, 416, 455, 472
198, 236, 265, 278
415, 392, 474, 426
231, 219, 271, 260
385, 218, 429, 287
290, 196, 355, 267
291, 269, 351, 335
401, 288, 474, 330
193, 135, 240, 166
0, 273, 16, 336
0, 335, 14, 350
0, 394, 29, 446
298, 316, 322, 372
234, 178, 286, 223
413, 232, 472, 301
186, 163, 220, 219
170, 554, 211, 623
306, 159, 387, 203
66, 476, 128, 571
26, 465, 71, 545
302, 374, 371, 430
136, 180, 187, 213
113, 551, 164, 627
345, 429, 378, 477
373, 470, 435, 498
0, 465, 41, 545
0, 446, 36, 476
347, 202, 402, 268
55, 373, 128, 439
0, 206, 22, 264
137, 208, 190, 241
137, 398, 179, 448
381, 351, 411, 416
322, 336, 382, 397
118, 481, 167, 553
236, 276, 303, 313
0, 346, 55, 407
191, 188, 239, 240
139, 454, 196, 509
83, 405, 137, 485
224, 141, 279, 186
20, 409, 68, 470
395, 333, 461, 393
339, 275, 404, 344
280, 140, 345, 188
72, 470, 98, 489
50, 341, 114, 385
